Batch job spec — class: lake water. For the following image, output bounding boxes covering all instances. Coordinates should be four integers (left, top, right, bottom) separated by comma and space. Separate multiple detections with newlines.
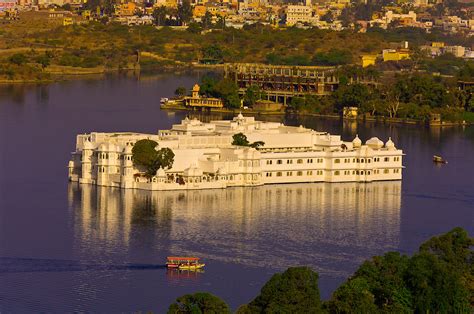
0, 72, 473, 312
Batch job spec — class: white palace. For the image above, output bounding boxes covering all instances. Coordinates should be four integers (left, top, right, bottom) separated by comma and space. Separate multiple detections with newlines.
68, 114, 404, 190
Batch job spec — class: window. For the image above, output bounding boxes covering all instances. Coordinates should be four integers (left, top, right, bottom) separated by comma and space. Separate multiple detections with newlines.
266, 160, 272, 165
307, 159, 313, 163
384, 169, 389, 174
335, 171, 340, 175
361, 159, 365, 163
317, 170, 323, 175
287, 171, 293, 176
368, 159, 371, 163
277, 160, 282, 164
384, 157, 390, 162
276, 172, 282, 177
394, 169, 400, 173
287, 160, 293, 164
297, 159, 303, 164
307, 171, 313, 175
317, 158, 323, 163
334, 159, 340, 164
361, 171, 364, 175
394, 157, 400, 162
297, 171, 303, 176
266, 172, 272, 177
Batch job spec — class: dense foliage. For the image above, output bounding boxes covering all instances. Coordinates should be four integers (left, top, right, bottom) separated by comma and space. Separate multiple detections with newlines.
131, 139, 174, 177
167, 292, 231, 314
326, 227, 473, 313
239, 267, 322, 313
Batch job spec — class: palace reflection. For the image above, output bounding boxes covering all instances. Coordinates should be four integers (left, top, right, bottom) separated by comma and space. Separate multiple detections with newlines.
68, 181, 401, 276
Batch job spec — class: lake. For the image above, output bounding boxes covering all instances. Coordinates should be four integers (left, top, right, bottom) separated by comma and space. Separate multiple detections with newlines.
0, 72, 473, 312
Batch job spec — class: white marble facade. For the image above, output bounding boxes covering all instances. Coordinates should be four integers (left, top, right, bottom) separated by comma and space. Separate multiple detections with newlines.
68, 114, 404, 190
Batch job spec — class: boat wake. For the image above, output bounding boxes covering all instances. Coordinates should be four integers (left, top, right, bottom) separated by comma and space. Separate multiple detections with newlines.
0, 257, 166, 274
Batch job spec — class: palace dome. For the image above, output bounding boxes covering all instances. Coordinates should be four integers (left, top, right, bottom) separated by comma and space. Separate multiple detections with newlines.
385, 137, 396, 150
352, 134, 362, 148
366, 137, 384, 149
156, 168, 166, 177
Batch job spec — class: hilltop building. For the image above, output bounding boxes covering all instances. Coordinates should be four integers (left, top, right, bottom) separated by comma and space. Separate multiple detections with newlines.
69, 115, 404, 190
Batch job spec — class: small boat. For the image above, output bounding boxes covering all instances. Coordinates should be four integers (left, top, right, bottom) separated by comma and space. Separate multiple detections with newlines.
160, 97, 169, 104
166, 256, 205, 270
433, 155, 448, 164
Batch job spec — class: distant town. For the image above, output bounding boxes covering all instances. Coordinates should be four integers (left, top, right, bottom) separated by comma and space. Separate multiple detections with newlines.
0, 0, 472, 124
1, 0, 473, 37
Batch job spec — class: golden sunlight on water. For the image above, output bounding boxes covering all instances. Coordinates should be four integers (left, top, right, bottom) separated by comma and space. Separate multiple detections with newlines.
68, 182, 401, 276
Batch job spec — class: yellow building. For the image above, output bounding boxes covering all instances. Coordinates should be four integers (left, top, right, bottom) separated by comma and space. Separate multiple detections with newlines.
184, 84, 223, 109
431, 42, 445, 48
63, 17, 73, 26
116, 2, 136, 16
82, 10, 91, 20
361, 54, 377, 67
382, 49, 410, 62
193, 5, 206, 18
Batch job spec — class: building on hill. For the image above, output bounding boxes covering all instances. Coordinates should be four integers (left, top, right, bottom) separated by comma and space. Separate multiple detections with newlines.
382, 49, 410, 62
68, 114, 404, 190
360, 54, 377, 67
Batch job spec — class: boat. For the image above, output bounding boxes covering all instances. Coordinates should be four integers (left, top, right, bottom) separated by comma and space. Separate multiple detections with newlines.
433, 155, 448, 164
160, 97, 169, 104
166, 257, 205, 270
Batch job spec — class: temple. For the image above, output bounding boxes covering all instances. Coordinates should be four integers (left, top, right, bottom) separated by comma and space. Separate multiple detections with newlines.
68, 114, 404, 190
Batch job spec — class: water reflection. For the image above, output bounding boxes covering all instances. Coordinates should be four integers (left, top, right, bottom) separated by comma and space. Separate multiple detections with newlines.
69, 181, 401, 277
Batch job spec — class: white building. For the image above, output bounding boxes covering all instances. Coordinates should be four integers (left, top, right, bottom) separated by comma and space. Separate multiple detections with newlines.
68, 114, 404, 190
285, 0, 317, 26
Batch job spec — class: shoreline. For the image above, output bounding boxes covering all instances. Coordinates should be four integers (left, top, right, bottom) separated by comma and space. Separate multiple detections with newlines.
1, 63, 471, 127
160, 104, 472, 127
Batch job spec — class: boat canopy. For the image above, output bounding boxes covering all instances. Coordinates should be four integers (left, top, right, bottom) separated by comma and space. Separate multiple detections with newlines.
167, 257, 200, 261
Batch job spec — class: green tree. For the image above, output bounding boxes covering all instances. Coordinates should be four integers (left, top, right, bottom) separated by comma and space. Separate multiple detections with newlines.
9, 53, 27, 66
214, 79, 240, 108
201, 11, 213, 29
155, 147, 175, 170
177, 0, 192, 26
167, 292, 231, 314
243, 267, 321, 313
174, 86, 187, 96
35, 53, 51, 69
332, 83, 371, 111
232, 133, 249, 146
324, 277, 378, 313
131, 140, 174, 177
243, 85, 264, 107
405, 252, 470, 313
153, 6, 168, 26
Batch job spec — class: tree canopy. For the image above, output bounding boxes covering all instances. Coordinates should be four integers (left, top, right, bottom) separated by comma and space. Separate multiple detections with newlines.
239, 267, 321, 313
167, 292, 231, 314
131, 139, 174, 177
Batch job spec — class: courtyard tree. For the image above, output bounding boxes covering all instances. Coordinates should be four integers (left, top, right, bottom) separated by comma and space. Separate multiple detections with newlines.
232, 133, 249, 146
131, 139, 174, 177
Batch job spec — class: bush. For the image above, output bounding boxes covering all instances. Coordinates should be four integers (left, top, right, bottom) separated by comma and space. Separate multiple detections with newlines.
9, 53, 27, 66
